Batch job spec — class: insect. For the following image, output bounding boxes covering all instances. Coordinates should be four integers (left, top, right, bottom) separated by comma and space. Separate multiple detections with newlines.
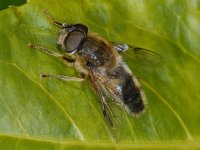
28, 10, 161, 127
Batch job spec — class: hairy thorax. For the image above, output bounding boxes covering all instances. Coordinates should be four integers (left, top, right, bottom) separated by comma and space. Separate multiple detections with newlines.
77, 34, 116, 68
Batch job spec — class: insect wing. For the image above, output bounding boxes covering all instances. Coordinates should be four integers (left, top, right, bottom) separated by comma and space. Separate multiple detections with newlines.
103, 89, 137, 143
127, 45, 163, 67
105, 99, 125, 141
98, 78, 135, 142
111, 42, 163, 67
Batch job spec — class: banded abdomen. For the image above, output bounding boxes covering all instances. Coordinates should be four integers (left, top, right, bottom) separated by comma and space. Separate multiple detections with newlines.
106, 62, 146, 115
121, 75, 145, 114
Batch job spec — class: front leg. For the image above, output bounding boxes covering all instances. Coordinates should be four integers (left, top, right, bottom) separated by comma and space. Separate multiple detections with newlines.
28, 43, 75, 64
28, 43, 84, 81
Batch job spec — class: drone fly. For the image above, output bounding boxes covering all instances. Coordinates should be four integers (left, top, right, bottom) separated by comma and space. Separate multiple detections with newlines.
28, 10, 161, 127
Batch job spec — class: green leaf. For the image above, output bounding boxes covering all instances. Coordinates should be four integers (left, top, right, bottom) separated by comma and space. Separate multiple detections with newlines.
0, 0, 200, 149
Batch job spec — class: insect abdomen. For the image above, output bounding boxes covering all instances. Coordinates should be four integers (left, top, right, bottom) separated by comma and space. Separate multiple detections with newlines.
121, 76, 145, 115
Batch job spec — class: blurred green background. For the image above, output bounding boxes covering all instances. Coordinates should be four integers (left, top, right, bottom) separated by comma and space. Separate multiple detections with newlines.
0, 0, 26, 10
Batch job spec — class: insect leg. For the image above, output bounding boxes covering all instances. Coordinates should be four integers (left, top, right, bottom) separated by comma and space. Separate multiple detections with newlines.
40, 74, 84, 82
28, 43, 75, 63
102, 98, 115, 127
43, 9, 63, 27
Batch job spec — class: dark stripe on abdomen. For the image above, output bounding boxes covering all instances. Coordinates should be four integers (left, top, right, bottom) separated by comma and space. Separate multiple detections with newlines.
121, 76, 144, 114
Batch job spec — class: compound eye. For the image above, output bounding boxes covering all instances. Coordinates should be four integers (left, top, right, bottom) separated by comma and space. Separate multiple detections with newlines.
74, 24, 88, 34
64, 29, 85, 53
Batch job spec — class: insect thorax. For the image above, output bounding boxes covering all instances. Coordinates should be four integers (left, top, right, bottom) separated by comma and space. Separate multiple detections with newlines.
77, 35, 115, 67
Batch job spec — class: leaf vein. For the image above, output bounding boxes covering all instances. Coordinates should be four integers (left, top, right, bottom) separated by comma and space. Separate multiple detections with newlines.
6, 62, 85, 140
142, 81, 193, 140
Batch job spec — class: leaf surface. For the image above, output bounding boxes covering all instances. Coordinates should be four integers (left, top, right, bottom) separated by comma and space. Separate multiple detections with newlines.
0, 0, 200, 149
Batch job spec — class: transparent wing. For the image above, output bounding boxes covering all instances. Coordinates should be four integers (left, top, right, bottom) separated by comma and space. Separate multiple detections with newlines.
98, 77, 136, 142
105, 98, 125, 141
98, 84, 125, 141
111, 42, 163, 67
103, 86, 138, 142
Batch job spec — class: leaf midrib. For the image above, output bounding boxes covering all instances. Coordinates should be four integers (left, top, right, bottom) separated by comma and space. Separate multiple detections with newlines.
0, 134, 199, 148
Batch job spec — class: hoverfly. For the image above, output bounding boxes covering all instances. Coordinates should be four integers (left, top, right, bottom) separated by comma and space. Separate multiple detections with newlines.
28, 10, 161, 128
